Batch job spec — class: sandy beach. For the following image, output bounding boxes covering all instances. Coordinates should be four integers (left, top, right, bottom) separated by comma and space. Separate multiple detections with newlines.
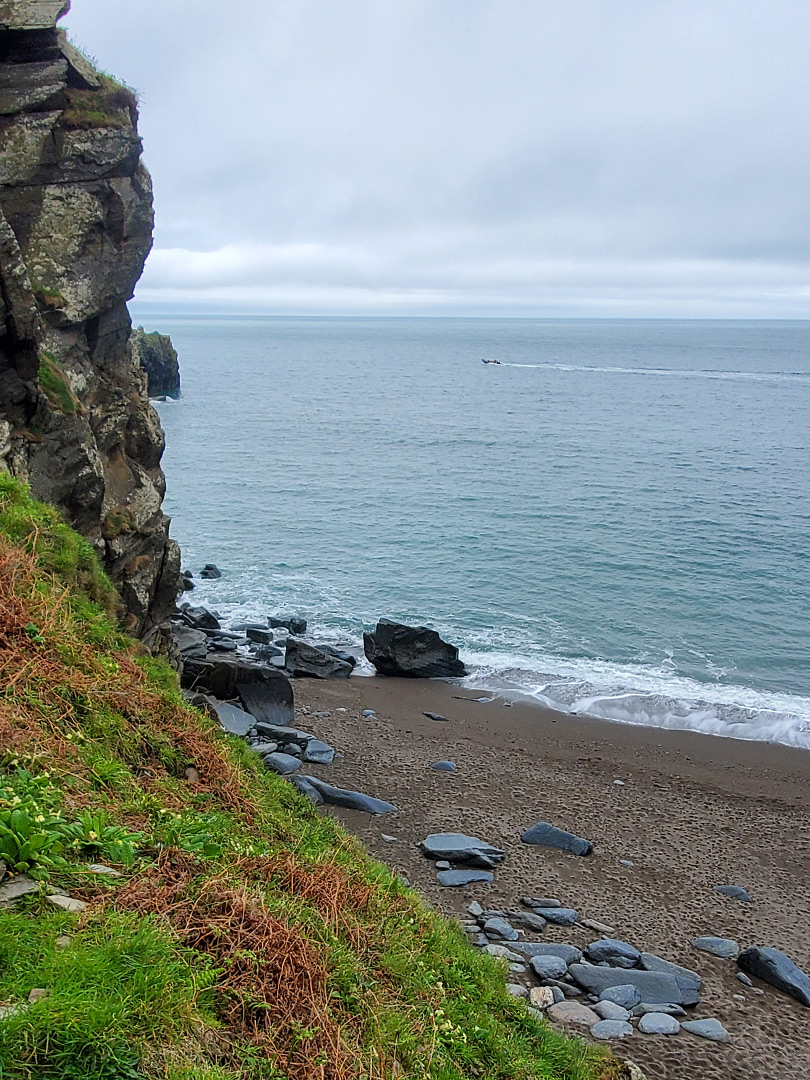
288, 676, 810, 1080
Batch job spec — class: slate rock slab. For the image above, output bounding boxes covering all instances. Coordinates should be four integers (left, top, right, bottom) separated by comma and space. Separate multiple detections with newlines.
520, 822, 593, 856
593, 1000, 631, 1021
0, 875, 39, 906
298, 775, 397, 815
522, 896, 561, 908
518, 912, 547, 932
431, 760, 456, 771
437, 869, 493, 887
302, 739, 335, 765
288, 776, 325, 805
737, 946, 810, 1006
483, 917, 518, 941
285, 638, 353, 679
585, 939, 641, 969
599, 984, 642, 1009
681, 1019, 731, 1043
639, 953, 702, 991
590, 1019, 633, 1040
515, 943, 583, 964
263, 752, 302, 775
534, 907, 578, 926
568, 965, 700, 1006
530, 955, 568, 981
420, 833, 505, 868
638, 1012, 681, 1034
692, 936, 739, 959
363, 618, 467, 678
209, 699, 256, 737
714, 884, 753, 903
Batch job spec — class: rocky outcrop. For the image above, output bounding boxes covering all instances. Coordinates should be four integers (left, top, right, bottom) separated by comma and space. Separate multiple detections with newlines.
0, 2, 180, 651
131, 327, 179, 397
363, 618, 467, 678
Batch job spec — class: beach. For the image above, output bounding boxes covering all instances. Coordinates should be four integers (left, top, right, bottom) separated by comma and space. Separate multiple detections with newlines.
289, 675, 810, 1080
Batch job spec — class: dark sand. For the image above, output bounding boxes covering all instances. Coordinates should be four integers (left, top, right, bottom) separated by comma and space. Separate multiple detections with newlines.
290, 676, 810, 1080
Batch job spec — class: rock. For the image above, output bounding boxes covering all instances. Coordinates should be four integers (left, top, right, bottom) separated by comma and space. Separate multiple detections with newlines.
55, 935, 71, 948
209, 638, 237, 652
245, 740, 279, 756
714, 884, 753, 902
585, 939, 641, 969
437, 869, 493, 887
483, 916, 518, 941
263, 752, 301, 775
736, 972, 754, 988
467, 901, 484, 918
619, 860, 634, 868
253, 643, 284, 660
638, 954, 702, 991
363, 618, 467, 678
592, 1000, 631, 1021
568, 966, 700, 1007
0, 874, 40, 905
301, 739, 335, 765
579, 917, 617, 935
0, 1004, 27, 1021
737, 946, 810, 1006
45, 894, 86, 913
424, 712, 450, 722
530, 955, 568, 981
692, 936, 739, 959
599, 984, 642, 1009
184, 767, 201, 783
431, 761, 456, 771
296, 775, 397, 815
381, 833, 397, 843
181, 605, 220, 631
245, 627, 273, 645
86, 864, 120, 876
172, 624, 207, 658
435, 861, 451, 870
529, 986, 555, 1009
270, 616, 307, 635
635, 1002, 685, 1016
208, 699, 256, 737
182, 657, 294, 725
251, 723, 313, 745
521, 896, 561, 909
131, 326, 179, 397
638, 1012, 680, 1035
288, 776, 324, 805
681, 1019, 731, 1043
590, 1020, 633, 1040
506, 983, 528, 998
546, 1001, 601, 1028
548, 980, 584, 998
279, 742, 303, 757
520, 822, 593, 856
533, 907, 578, 926
483, 944, 522, 962
513, 943, 582, 964
517, 912, 547, 933
551, 986, 565, 1004
285, 638, 353, 679
420, 833, 505, 869
27, 988, 49, 1002
200, 564, 222, 579
362, 709, 377, 718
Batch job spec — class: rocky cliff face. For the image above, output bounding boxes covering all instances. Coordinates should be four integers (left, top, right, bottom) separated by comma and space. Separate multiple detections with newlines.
131, 327, 180, 398
0, 0, 180, 650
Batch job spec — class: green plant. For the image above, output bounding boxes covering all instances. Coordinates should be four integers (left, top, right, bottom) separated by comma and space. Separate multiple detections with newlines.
0, 806, 67, 879
38, 351, 81, 416
154, 812, 222, 858
60, 811, 143, 865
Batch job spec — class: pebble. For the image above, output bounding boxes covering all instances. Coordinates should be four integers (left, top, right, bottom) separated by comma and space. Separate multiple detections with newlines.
547, 1001, 600, 1028
27, 988, 48, 1002
600, 984, 642, 1009
530, 955, 568, 981
507, 983, 528, 998
362, 709, 376, 718
737, 972, 754, 988
467, 901, 484, 918
714, 884, 753, 903
681, 1018, 731, 1043
520, 821, 593, 857
508, 963, 526, 973
692, 936, 739, 959
579, 917, 617, 935
380, 834, 398, 843
590, 1019, 634, 1040
613, 779, 625, 786
592, 1000, 631, 1021
435, 861, 451, 870
619, 859, 635, 868
522, 896, 561, 908
638, 1012, 681, 1035
430, 760, 456, 771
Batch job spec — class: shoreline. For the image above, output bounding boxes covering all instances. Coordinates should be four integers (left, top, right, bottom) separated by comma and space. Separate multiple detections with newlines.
287, 674, 810, 1080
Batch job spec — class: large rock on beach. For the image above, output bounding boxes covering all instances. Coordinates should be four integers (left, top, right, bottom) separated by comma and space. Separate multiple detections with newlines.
639, 953, 702, 992
737, 947, 810, 1006
585, 939, 641, 968
296, 775, 397, 815
285, 638, 353, 679
567, 964, 700, 1006
363, 619, 467, 678
182, 656, 294, 725
437, 869, 493, 887
520, 821, 593, 856
420, 833, 505, 868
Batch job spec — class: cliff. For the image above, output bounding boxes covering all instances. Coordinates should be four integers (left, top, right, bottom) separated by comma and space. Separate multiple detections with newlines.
131, 326, 180, 397
0, 0, 179, 651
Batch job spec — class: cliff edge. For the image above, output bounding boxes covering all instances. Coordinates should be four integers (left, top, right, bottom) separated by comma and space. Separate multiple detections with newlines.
0, 0, 179, 650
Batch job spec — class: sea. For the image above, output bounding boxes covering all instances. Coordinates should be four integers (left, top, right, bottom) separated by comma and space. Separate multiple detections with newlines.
140, 315, 810, 750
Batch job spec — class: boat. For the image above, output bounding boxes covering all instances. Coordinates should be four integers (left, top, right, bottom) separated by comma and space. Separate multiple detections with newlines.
481, 357, 501, 365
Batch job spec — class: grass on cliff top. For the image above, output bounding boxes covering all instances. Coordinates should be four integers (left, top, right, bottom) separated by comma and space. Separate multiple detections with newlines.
0, 477, 623, 1080
61, 75, 138, 131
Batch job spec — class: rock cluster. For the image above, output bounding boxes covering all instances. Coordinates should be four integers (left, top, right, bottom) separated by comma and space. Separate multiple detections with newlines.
0, 2, 180, 650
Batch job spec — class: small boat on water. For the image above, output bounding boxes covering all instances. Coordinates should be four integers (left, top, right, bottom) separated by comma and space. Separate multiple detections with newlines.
481, 357, 501, 365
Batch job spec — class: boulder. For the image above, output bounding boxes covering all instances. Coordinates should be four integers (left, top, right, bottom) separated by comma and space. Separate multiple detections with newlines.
207, 699, 255, 737
263, 753, 301, 775
530, 955, 568, 981
737, 947, 810, 1006
639, 953, 702, 992
363, 619, 467, 678
172, 624, 207, 659
301, 739, 335, 765
288, 775, 324, 805
270, 616, 307, 635
567, 965, 700, 1007
182, 657, 293, 726
180, 605, 220, 631
200, 564, 222, 579
546, 1001, 600, 1028
296, 775, 396, 815
420, 832, 505, 869
251, 723, 313, 746
437, 869, 493, 887
520, 821, 593, 856
592, 1001, 631, 1022
285, 638, 353, 679
585, 939, 641, 969
589, 1019, 633, 1040
638, 1013, 680, 1035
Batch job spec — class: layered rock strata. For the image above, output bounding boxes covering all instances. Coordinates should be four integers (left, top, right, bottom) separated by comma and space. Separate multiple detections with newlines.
0, 0, 179, 650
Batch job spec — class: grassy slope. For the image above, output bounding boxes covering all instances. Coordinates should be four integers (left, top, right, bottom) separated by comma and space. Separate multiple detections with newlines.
0, 477, 622, 1080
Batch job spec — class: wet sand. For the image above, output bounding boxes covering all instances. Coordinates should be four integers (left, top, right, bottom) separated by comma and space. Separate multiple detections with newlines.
291, 676, 810, 1080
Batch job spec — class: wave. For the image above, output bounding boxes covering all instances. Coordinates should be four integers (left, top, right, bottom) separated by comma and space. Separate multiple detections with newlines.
499, 362, 810, 384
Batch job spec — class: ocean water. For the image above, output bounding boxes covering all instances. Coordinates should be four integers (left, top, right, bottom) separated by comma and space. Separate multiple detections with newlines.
143, 315, 810, 748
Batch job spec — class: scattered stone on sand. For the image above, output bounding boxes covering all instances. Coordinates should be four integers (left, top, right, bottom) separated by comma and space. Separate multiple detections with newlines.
301, 739, 336, 764
692, 936, 739, 959
568, 965, 700, 1006
483, 916, 519, 941
420, 833, 505, 868
380, 834, 397, 843
599, 984, 642, 1009
619, 859, 634, 868
362, 709, 377, 718
585, 939, 641, 968
737, 972, 754, 987
737, 946, 810, 1006
424, 712, 451, 723
467, 901, 484, 918
530, 954, 569, 981
507, 983, 528, 998
363, 619, 467, 678
296, 776, 397, 814
530, 986, 556, 1009
521, 896, 561, 908
430, 760, 456, 771
520, 821, 593, 856
517, 912, 547, 933
635, 1002, 686, 1017
286, 639, 354, 679
435, 860, 451, 870
533, 906, 578, 926
590, 1019, 634, 1040
593, 1000, 631, 1021
245, 740, 279, 756
263, 752, 302, 775
714, 884, 753, 903
638, 1012, 681, 1035
437, 869, 493, 887
547, 1001, 601, 1028
579, 917, 617, 935
639, 953, 702, 991
0, 875, 40, 906
681, 1019, 731, 1043
484, 944, 523, 962
45, 894, 86, 913
515, 942, 583, 964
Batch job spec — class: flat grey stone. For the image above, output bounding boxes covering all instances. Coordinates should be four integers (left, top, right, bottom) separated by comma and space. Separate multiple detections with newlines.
547, 1001, 600, 1028
245, 740, 279, 755
483, 917, 518, 941
297, 775, 397, 814
568, 965, 700, 1006
737, 972, 754, 987
681, 1019, 731, 1043
431, 760, 456, 771
253, 722, 314, 745
381, 834, 397, 843
86, 864, 121, 876
518, 912, 547, 932
522, 896, 561, 908
467, 901, 484, 918
484, 944, 522, 962
714, 884, 753, 903
302, 739, 335, 764
435, 860, 451, 870
592, 1000, 631, 1021
585, 939, 641, 968
551, 986, 565, 1004
521, 822, 593, 856
590, 1019, 633, 1040
510, 962, 528, 973
692, 936, 739, 959
530, 955, 568, 980
507, 983, 528, 998
362, 709, 376, 717
46, 895, 86, 913
579, 917, 616, 935
737, 946, 810, 1006
638, 1012, 681, 1035
513, 942, 583, 963
534, 907, 578, 926
280, 742, 303, 757
639, 953, 702, 991
211, 700, 255, 736
263, 752, 302, 775
420, 832, 505, 868
437, 869, 493, 887
636, 1002, 686, 1016
288, 775, 324, 804
599, 984, 642, 1009
0, 875, 39, 905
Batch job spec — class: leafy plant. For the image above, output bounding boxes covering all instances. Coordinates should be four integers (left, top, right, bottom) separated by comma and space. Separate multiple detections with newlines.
60, 812, 143, 865
155, 813, 222, 859
0, 806, 67, 879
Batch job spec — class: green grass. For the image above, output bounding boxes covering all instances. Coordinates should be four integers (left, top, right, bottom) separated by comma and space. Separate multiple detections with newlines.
0, 480, 621, 1080
37, 353, 81, 418
61, 76, 137, 131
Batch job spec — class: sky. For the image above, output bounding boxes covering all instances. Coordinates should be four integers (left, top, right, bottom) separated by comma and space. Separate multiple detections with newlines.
63, 0, 810, 317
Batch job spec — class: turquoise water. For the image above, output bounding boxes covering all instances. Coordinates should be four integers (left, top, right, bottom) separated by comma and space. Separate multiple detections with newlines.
144, 315, 810, 747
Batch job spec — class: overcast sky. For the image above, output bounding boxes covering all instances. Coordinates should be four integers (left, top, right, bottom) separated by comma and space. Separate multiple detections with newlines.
64, 1, 810, 317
